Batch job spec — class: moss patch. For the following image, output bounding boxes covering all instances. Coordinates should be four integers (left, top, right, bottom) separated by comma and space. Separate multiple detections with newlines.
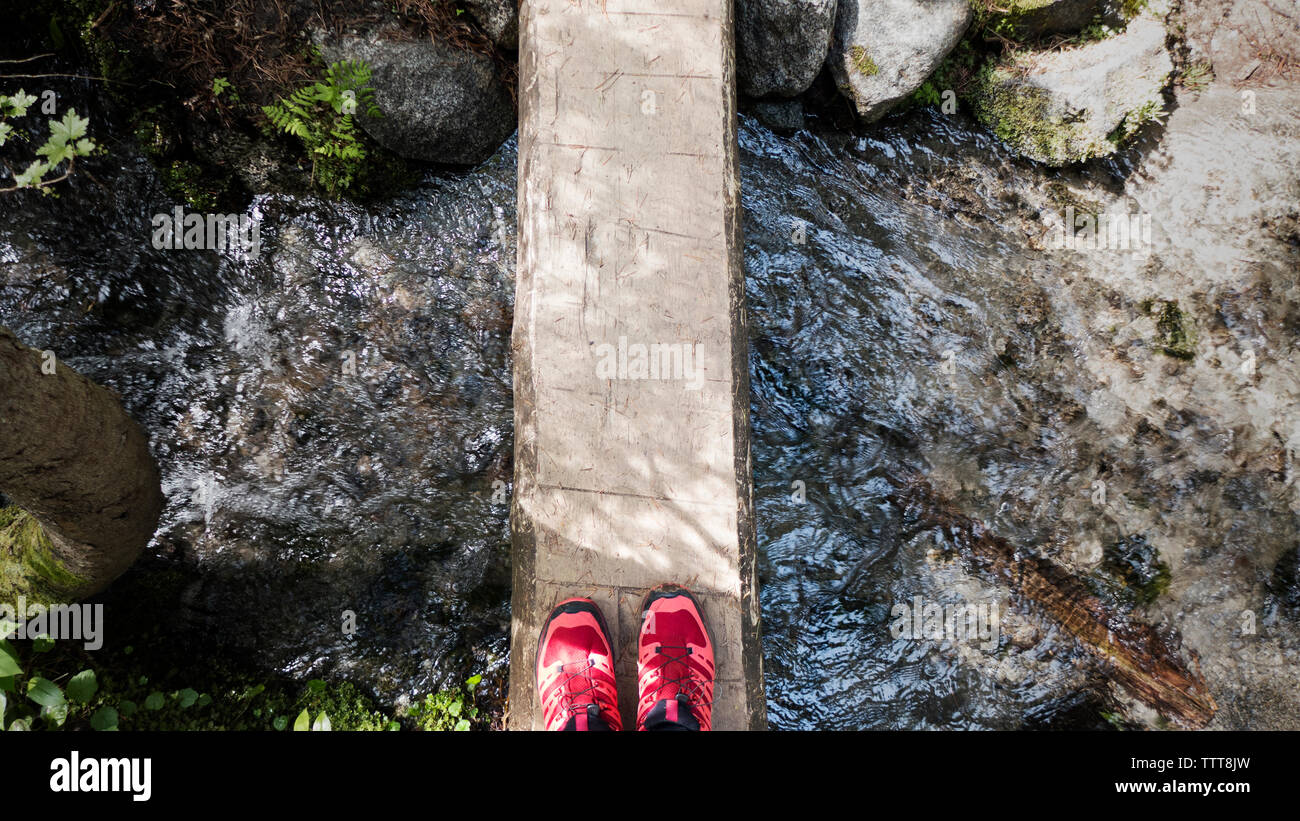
1102, 535, 1171, 605
1119, 0, 1149, 22
1146, 299, 1197, 360
969, 58, 1103, 164
972, 0, 1055, 41
1084, 533, 1172, 610
0, 506, 87, 606
850, 45, 880, 77
158, 159, 226, 210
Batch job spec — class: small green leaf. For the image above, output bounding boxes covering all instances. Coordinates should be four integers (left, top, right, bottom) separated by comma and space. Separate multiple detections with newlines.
49, 108, 88, 144
144, 691, 164, 711
448, 699, 462, 717
26, 677, 64, 708
37, 140, 74, 166
466, 674, 482, 691
66, 669, 98, 704
454, 718, 470, 731
7, 717, 31, 731
197, 693, 212, 707
4, 90, 36, 117
42, 700, 68, 728
0, 641, 20, 678
178, 688, 198, 709
312, 713, 331, 731
307, 679, 326, 693
118, 700, 137, 717
14, 160, 51, 189
90, 706, 118, 731
123, 646, 134, 655
293, 708, 310, 731
272, 715, 288, 731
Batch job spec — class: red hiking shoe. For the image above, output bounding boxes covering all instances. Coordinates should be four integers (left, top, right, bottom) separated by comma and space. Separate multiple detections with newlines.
535, 598, 622, 731
636, 585, 715, 731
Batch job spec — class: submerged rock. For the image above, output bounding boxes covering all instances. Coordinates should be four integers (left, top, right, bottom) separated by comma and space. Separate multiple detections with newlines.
736, 0, 838, 98
1270, 547, 1300, 610
752, 99, 806, 133
828, 0, 972, 122
464, 0, 518, 50
320, 34, 516, 166
969, 13, 1172, 166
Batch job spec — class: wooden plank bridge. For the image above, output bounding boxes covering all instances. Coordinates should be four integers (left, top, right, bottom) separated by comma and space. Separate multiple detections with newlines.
508, 0, 765, 730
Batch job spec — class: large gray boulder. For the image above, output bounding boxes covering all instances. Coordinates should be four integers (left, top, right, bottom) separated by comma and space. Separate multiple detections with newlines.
736, 0, 837, 98
969, 13, 1172, 165
828, 0, 972, 121
320, 34, 516, 166
464, 0, 518, 50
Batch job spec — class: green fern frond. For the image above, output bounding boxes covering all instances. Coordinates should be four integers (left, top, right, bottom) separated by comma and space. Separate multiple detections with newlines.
261, 59, 383, 198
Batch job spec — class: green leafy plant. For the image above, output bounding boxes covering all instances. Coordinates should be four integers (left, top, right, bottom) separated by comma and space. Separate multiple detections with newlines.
262, 59, 382, 197
1179, 61, 1213, 93
0, 92, 97, 194
1108, 98, 1167, 145
291, 707, 333, 730
1, 626, 91, 730
909, 81, 943, 107
407, 674, 482, 731
1119, 0, 1149, 21
0, 629, 218, 732
212, 76, 239, 103
89, 705, 118, 731
3, 619, 478, 731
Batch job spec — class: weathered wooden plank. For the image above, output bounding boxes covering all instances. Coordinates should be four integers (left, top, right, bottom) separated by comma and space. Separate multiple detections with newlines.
510, 0, 764, 730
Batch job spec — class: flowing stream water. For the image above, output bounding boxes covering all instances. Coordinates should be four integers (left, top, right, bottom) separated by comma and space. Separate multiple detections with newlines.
2, 81, 1298, 728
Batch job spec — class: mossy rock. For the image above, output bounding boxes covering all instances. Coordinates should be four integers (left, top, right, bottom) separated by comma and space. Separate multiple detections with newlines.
966, 13, 1171, 166
978, 0, 1103, 41
830, 0, 974, 122
970, 59, 1107, 165
972, 0, 1144, 42
0, 506, 87, 606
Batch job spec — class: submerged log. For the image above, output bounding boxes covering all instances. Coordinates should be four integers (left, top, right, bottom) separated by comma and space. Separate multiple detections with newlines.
891, 476, 1216, 729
